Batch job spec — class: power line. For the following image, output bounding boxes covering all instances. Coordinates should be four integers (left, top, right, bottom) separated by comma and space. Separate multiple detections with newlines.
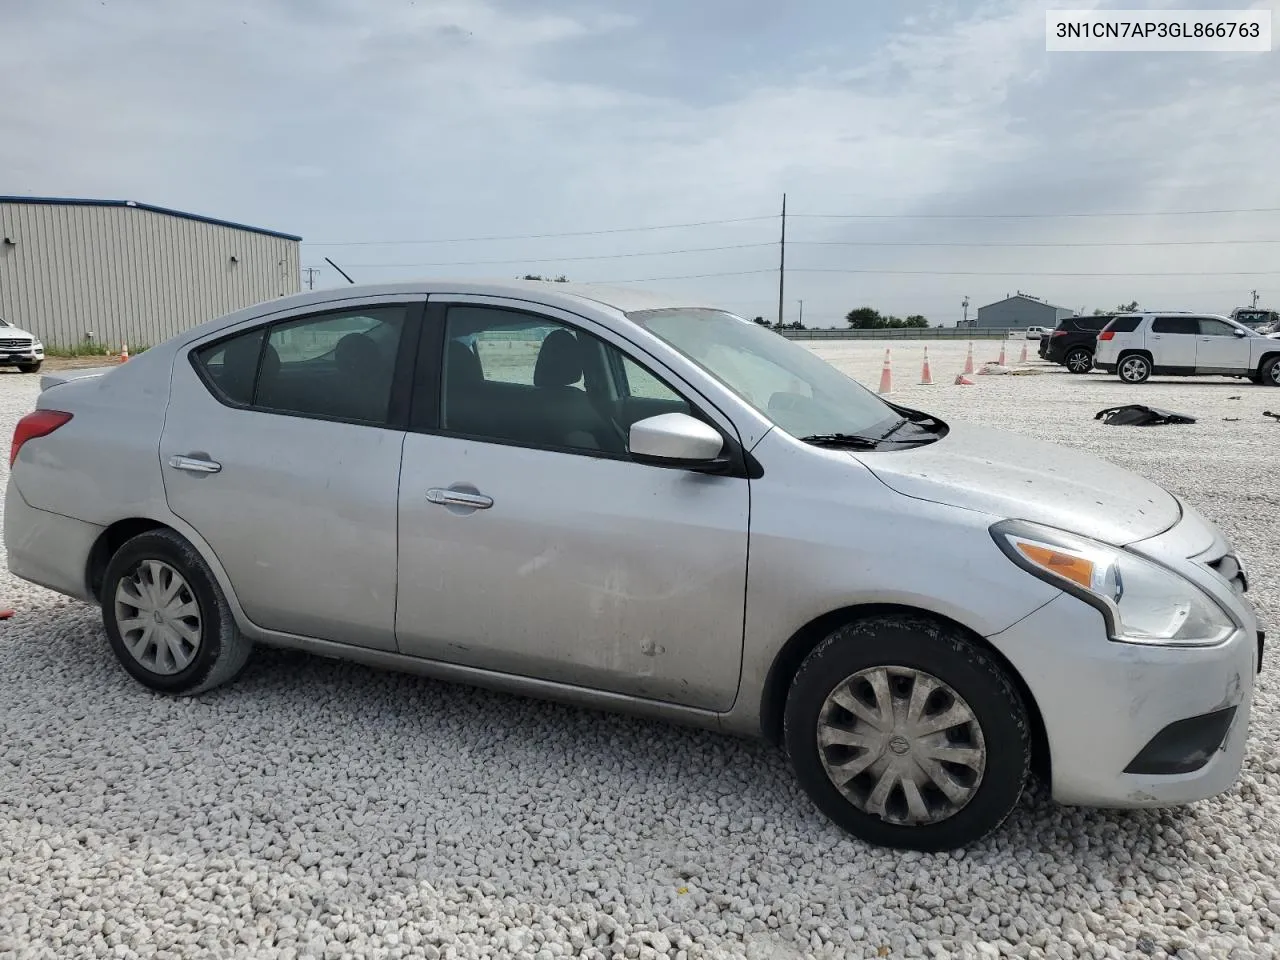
341, 242, 775, 268
792, 238, 1280, 248
301, 215, 775, 246
791, 206, 1280, 221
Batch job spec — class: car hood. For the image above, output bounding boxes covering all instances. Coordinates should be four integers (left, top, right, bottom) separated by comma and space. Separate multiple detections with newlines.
851, 422, 1180, 546
0, 326, 35, 339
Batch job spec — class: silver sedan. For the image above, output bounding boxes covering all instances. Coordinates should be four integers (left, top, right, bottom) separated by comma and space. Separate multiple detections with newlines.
5, 280, 1263, 850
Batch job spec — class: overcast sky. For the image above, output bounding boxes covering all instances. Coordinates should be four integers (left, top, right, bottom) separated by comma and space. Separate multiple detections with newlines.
4, 0, 1279, 326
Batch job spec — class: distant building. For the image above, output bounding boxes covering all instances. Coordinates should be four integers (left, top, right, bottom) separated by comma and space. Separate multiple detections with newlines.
972, 293, 1074, 330
0, 196, 301, 349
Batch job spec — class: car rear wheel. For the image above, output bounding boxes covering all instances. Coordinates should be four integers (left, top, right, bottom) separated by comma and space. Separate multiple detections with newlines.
783, 615, 1031, 851
1065, 348, 1093, 374
102, 528, 253, 694
1118, 354, 1152, 384
1261, 357, 1280, 387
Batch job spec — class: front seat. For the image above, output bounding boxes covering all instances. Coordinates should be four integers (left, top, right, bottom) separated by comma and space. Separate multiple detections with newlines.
334, 332, 388, 421
531, 330, 617, 451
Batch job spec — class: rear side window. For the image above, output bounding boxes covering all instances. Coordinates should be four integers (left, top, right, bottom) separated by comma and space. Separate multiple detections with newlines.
1152, 316, 1199, 335
193, 305, 410, 424
1106, 316, 1142, 333
1081, 316, 1113, 332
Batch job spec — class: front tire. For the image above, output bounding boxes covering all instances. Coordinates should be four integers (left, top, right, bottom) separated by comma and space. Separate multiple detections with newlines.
1261, 356, 1280, 387
1064, 347, 1093, 374
783, 616, 1030, 851
16, 362, 41, 374
1118, 353, 1152, 384
102, 529, 252, 694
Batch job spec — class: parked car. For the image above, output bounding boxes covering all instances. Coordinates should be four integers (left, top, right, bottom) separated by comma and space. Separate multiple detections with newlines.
5, 281, 1263, 851
1228, 307, 1280, 332
1024, 326, 1049, 340
1039, 315, 1115, 373
1094, 312, 1280, 385
0, 318, 44, 373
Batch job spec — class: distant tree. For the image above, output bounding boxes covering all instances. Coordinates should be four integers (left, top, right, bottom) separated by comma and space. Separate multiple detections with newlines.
1116, 300, 1140, 312
752, 316, 771, 326
521, 274, 570, 282
903, 314, 929, 328
846, 307, 884, 329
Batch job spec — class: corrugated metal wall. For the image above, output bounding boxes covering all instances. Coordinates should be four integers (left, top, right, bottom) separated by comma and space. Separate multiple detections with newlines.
975, 299, 1065, 329
0, 202, 300, 348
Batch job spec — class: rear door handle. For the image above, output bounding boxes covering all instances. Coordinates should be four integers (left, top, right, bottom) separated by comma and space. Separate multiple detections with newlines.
427, 487, 493, 509
167, 455, 222, 474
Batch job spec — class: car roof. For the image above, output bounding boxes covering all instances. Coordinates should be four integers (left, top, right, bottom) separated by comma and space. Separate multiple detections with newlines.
266, 279, 722, 316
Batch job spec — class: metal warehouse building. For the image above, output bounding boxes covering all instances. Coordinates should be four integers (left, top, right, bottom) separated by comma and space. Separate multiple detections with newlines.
974, 293, 1074, 330
0, 197, 301, 349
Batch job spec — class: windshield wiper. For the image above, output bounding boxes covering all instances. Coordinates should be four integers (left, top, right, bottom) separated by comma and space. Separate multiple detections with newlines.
878, 417, 910, 440
797, 433, 882, 448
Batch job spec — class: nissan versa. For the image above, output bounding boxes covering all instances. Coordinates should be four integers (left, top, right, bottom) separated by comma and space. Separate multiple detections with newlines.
4, 281, 1263, 850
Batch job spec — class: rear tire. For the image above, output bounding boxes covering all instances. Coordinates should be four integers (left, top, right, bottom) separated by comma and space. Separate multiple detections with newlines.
1064, 348, 1093, 374
1261, 356, 1280, 387
783, 615, 1030, 851
1118, 353, 1151, 384
102, 529, 252, 694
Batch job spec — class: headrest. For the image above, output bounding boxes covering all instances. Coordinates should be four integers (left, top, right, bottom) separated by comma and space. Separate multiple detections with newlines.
533, 329, 583, 387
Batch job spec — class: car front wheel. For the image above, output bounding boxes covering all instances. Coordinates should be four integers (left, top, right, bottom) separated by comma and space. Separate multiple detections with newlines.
783, 615, 1031, 851
16, 362, 41, 374
102, 528, 253, 694
1261, 356, 1280, 387
1118, 354, 1152, 383
1065, 348, 1093, 374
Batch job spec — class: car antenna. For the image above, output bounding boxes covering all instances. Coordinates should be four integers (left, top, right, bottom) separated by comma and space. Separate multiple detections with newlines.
324, 257, 356, 285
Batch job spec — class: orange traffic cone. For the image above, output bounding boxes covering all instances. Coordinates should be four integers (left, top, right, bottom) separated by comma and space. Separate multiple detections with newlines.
119, 342, 129, 363
954, 374, 975, 385
920, 347, 933, 385
878, 348, 893, 394
1019, 340, 1028, 364
963, 342, 975, 376
997, 341, 1007, 366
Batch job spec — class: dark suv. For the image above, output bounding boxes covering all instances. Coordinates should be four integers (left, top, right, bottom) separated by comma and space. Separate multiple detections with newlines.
1040, 314, 1116, 373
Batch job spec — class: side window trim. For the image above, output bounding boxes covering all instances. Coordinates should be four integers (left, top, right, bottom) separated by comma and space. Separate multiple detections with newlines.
409, 298, 756, 477
188, 298, 427, 430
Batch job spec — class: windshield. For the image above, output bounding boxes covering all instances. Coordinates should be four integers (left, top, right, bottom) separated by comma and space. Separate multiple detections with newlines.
627, 307, 900, 438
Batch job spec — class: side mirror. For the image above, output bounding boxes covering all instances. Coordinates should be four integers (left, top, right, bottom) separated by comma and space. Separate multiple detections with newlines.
629, 412, 728, 472
1234, 328, 1248, 337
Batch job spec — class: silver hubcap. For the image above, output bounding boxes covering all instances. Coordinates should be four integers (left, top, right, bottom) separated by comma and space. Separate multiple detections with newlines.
1270, 364, 1280, 385
1068, 351, 1091, 372
817, 666, 986, 826
114, 560, 202, 675
1121, 357, 1148, 381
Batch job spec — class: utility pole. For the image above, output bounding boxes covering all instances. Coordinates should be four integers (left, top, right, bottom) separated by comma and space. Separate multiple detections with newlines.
798, 299, 804, 327
302, 266, 321, 290
1251, 289, 1259, 308
962, 295, 970, 327
776, 193, 787, 329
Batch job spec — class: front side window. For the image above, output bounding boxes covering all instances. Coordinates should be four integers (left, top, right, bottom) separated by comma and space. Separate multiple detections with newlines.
628, 307, 899, 439
439, 306, 690, 456
1198, 318, 1239, 337
194, 305, 408, 424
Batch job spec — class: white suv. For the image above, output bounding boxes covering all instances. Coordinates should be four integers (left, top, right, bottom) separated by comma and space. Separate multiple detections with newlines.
0, 318, 45, 374
1094, 312, 1280, 386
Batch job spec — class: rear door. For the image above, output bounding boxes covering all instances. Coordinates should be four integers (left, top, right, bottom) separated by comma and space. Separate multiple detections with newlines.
1149, 316, 1199, 370
160, 297, 423, 651
1194, 317, 1252, 373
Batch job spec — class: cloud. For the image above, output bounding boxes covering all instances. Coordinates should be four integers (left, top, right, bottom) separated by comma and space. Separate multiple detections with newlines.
2, 0, 1279, 323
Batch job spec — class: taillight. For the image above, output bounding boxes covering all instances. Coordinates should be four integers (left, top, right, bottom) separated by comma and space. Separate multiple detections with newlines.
1052, 330, 1068, 337
10, 410, 73, 467
1098, 331, 1116, 341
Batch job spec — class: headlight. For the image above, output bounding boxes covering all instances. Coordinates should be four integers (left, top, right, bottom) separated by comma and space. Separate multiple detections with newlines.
32, 341, 42, 351
991, 520, 1235, 647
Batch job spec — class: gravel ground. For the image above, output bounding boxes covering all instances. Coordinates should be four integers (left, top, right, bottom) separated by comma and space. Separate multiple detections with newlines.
1, 343, 1278, 960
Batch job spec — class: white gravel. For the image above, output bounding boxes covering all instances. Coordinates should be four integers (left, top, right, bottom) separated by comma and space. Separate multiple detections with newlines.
1, 346, 1278, 960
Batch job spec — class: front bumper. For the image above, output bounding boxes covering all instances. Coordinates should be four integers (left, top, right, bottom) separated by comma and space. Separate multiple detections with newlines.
988, 585, 1258, 809
0, 347, 43, 366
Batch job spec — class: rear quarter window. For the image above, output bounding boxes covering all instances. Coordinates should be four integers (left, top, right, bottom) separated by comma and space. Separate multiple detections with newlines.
1106, 316, 1142, 333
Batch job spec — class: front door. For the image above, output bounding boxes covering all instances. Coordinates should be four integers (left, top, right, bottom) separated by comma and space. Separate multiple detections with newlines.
1149, 315, 1199, 370
1194, 317, 1252, 374
394, 299, 750, 710
161, 300, 420, 651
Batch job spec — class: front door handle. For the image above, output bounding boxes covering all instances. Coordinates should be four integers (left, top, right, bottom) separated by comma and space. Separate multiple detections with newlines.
168, 454, 222, 474
427, 487, 493, 509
